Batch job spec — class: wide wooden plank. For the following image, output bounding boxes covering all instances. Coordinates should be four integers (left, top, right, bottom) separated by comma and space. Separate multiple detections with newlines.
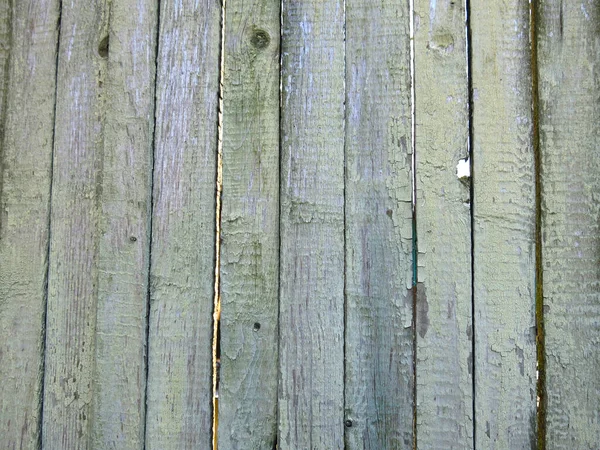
42, 1, 108, 447
144, 1, 221, 448
413, 0, 473, 448
278, 1, 345, 447
470, 0, 538, 447
90, 1, 158, 448
537, 1, 599, 447
344, 1, 413, 448
0, 1, 59, 447
218, 0, 280, 448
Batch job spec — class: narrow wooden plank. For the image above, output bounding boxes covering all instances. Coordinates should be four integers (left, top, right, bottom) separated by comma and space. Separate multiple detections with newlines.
218, 0, 280, 448
42, 0, 108, 447
470, 0, 538, 447
144, 1, 221, 448
90, 1, 158, 448
278, 1, 345, 447
0, 1, 59, 447
413, 0, 473, 448
344, 1, 414, 448
537, 1, 600, 447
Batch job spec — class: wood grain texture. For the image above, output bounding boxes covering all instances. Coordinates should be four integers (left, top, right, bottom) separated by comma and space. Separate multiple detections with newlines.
413, 0, 473, 448
0, 0, 59, 447
278, 0, 345, 447
144, 1, 220, 448
42, 0, 108, 447
344, 1, 413, 448
91, 0, 158, 448
537, 1, 600, 447
470, 0, 538, 447
218, 0, 280, 448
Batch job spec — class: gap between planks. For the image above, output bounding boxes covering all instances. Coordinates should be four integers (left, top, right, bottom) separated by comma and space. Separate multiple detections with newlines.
212, 0, 226, 448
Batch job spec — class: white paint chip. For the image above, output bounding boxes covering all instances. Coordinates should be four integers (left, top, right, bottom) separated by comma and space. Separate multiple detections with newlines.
456, 157, 470, 179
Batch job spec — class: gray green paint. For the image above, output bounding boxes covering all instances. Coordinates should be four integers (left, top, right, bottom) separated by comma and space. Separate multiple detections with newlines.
0, 0, 59, 447
414, 0, 473, 448
144, 1, 220, 448
278, 1, 346, 447
344, 0, 414, 448
0, 2, 598, 449
538, 1, 600, 447
470, 0, 538, 447
218, 0, 280, 447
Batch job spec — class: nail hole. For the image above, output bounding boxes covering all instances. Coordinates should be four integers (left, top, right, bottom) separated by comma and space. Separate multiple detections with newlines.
345, 419, 353, 428
129, 236, 137, 242
98, 35, 109, 58
253, 322, 261, 331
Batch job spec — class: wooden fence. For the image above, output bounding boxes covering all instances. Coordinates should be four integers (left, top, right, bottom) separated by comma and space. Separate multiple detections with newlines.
0, 0, 597, 448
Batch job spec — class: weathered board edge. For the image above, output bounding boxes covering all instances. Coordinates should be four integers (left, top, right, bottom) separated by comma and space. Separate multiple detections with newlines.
218, 0, 281, 447
414, 0, 474, 447
144, 1, 221, 448
344, 0, 414, 448
470, 0, 538, 447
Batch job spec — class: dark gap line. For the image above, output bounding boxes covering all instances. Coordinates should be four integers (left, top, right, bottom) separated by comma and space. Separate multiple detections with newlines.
142, 0, 161, 447
0, 0, 14, 240
39, 1, 62, 446
408, 0, 417, 447
464, 0, 475, 447
212, 0, 226, 448
530, 1, 546, 448
342, 0, 348, 447
275, 0, 284, 447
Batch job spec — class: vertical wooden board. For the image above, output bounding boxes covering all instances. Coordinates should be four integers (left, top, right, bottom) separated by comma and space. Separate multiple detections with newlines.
413, 0, 473, 448
470, 0, 537, 447
218, 0, 280, 448
0, 1, 59, 447
42, 0, 108, 447
90, 0, 158, 448
144, 1, 220, 448
279, 0, 345, 448
344, 1, 413, 449
537, 1, 600, 447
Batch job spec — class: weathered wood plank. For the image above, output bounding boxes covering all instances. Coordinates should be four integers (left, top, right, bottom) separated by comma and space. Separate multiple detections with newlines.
90, 1, 158, 448
344, 1, 413, 448
278, 1, 345, 447
0, 1, 59, 447
144, 1, 221, 448
470, 0, 538, 447
42, 0, 108, 447
218, 0, 280, 448
537, 1, 599, 447
413, 0, 473, 448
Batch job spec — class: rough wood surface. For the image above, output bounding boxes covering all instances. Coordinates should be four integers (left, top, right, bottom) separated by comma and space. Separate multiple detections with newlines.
42, 1, 108, 447
278, 1, 345, 447
344, 1, 413, 448
144, 1, 220, 448
413, 0, 473, 448
537, 1, 599, 447
218, 0, 280, 448
0, 1, 59, 447
91, 1, 158, 448
470, 0, 538, 447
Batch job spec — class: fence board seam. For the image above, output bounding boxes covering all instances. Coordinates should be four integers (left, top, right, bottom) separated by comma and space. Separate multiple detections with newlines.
0, 0, 11, 231
409, 0, 417, 446
142, 0, 162, 447
39, 1, 63, 445
530, 1, 546, 448
465, 0, 476, 447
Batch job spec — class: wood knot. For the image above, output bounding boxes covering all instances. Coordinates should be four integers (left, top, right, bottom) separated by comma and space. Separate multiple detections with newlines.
251, 29, 270, 50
